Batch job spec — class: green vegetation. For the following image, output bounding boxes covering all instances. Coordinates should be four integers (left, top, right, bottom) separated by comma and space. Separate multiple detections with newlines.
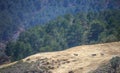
92, 56, 120, 73
0, 58, 54, 73
0, 18, 19, 42
6, 9, 120, 61
110, 56, 120, 72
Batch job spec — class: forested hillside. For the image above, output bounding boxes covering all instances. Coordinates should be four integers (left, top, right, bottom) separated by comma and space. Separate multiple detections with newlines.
0, 0, 120, 42
6, 9, 120, 61
0, 0, 120, 64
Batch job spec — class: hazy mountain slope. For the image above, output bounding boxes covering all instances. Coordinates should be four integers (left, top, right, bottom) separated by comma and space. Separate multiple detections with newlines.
0, 0, 120, 42
5, 9, 120, 61
0, 0, 120, 63
0, 41, 120, 73
0, 0, 120, 69
1, 0, 119, 27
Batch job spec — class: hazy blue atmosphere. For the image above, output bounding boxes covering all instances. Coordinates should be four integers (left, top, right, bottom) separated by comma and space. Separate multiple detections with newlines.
0, 0, 120, 65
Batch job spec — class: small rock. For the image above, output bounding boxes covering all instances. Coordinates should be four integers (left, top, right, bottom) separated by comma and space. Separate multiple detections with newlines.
74, 54, 78, 56
66, 61, 70, 63
100, 53, 104, 56
48, 65, 54, 69
26, 58, 30, 61
68, 71, 74, 73
80, 67, 83, 69
72, 60, 77, 62
91, 54, 96, 56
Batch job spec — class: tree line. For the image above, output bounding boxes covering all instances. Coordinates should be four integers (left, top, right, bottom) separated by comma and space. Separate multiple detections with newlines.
6, 9, 120, 61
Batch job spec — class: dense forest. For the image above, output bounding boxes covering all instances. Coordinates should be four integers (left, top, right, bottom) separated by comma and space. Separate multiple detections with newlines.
6, 9, 120, 61
0, 0, 120, 64
0, 0, 120, 42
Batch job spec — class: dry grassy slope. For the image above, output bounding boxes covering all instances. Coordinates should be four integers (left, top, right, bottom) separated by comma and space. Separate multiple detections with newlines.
0, 41, 120, 73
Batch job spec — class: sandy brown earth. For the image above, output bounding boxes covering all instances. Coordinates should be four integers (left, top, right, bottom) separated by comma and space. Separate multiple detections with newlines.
0, 41, 120, 73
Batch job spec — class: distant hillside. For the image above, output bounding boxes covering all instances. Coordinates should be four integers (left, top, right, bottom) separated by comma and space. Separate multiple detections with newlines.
0, 0, 120, 42
5, 9, 120, 61
0, 42, 120, 73
0, 0, 120, 65
1, 0, 119, 27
